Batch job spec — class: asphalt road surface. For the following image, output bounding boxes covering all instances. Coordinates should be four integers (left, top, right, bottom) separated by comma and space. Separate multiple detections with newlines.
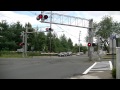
0, 55, 94, 79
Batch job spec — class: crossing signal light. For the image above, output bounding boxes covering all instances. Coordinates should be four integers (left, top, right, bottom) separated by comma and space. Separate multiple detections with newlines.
44, 15, 48, 19
46, 28, 49, 31
19, 42, 25, 46
36, 14, 43, 20
46, 28, 53, 32
49, 28, 52, 31
36, 14, 48, 21
88, 43, 91, 47
92, 43, 97, 46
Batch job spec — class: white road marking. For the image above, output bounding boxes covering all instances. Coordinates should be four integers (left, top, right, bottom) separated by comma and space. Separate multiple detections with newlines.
109, 61, 113, 70
89, 71, 104, 72
82, 62, 97, 75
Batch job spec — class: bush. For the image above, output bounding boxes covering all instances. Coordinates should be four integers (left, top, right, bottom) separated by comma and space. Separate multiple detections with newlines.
111, 68, 116, 79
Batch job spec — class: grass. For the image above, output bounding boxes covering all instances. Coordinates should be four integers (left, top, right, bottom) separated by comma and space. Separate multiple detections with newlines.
102, 55, 116, 59
0, 53, 23, 58
0, 51, 57, 58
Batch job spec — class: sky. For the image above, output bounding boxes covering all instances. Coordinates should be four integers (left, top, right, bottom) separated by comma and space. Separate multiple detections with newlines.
0, 11, 120, 46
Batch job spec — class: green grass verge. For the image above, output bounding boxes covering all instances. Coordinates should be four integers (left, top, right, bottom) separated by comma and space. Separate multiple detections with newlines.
0, 51, 57, 58
102, 55, 116, 59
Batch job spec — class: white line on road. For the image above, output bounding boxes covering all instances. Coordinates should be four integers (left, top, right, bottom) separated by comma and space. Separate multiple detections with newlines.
82, 62, 97, 75
109, 61, 113, 70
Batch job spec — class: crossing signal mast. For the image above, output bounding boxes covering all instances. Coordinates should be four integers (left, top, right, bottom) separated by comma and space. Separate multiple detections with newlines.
36, 11, 94, 61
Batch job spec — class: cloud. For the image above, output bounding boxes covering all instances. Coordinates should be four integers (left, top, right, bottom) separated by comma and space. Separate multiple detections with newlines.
0, 11, 42, 26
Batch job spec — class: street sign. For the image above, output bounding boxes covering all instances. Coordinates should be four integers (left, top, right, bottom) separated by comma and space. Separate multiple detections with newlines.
110, 35, 116, 40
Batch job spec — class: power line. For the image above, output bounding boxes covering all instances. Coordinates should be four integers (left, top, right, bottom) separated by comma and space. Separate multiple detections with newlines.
55, 24, 78, 39
28, 11, 37, 16
55, 24, 85, 42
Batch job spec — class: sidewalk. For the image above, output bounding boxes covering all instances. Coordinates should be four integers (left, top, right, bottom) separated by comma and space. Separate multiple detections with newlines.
70, 70, 113, 79
69, 60, 114, 79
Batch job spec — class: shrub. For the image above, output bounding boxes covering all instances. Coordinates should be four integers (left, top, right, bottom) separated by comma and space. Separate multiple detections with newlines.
27, 52, 41, 56
111, 68, 116, 79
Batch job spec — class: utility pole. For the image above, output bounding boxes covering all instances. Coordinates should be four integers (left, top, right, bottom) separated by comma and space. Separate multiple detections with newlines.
25, 26, 28, 57
112, 38, 114, 68
49, 11, 52, 56
22, 31, 25, 57
79, 31, 81, 54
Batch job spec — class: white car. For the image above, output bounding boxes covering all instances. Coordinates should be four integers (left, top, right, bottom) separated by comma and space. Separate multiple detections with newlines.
76, 52, 80, 56
76, 52, 84, 56
58, 52, 65, 57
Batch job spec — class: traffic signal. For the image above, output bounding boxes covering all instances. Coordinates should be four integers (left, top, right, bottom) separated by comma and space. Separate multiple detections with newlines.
46, 28, 49, 32
49, 28, 52, 31
44, 15, 48, 19
46, 28, 53, 32
92, 43, 97, 47
36, 14, 48, 21
19, 42, 25, 46
36, 14, 43, 20
88, 43, 91, 47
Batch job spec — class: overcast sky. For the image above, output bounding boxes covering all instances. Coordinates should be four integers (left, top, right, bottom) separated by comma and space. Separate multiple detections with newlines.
0, 11, 120, 46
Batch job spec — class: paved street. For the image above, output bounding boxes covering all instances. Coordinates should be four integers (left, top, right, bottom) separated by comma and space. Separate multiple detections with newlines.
0, 55, 94, 79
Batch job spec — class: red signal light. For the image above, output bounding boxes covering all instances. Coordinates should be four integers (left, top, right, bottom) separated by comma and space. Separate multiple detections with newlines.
46, 28, 49, 31
88, 43, 91, 47
36, 14, 43, 20
19, 42, 25, 46
39, 14, 43, 19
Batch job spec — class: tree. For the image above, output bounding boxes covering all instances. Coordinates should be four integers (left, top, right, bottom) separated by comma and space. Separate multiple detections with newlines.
72, 43, 79, 53
67, 38, 73, 51
0, 20, 76, 53
94, 16, 115, 53
60, 34, 68, 52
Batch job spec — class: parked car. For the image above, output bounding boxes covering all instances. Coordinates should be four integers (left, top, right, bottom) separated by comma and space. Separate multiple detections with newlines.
67, 52, 72, 56
76, 52, 80, 56
63, 52, 67, 56
58, 52, 65, 57
76, 52, 84, 56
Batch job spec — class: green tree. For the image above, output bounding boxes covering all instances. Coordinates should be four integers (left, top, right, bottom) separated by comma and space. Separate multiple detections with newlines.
67, 38, 73, 51
72, 43, 79, 53
60, 34, 68, 52
94, 16, 114, 53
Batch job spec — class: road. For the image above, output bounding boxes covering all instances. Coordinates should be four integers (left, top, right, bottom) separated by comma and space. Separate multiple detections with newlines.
0, 55, 94, 79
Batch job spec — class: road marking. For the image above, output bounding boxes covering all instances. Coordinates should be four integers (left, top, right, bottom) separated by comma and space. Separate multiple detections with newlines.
109, 61, 113, 70
89, 71, 104, 72
82, 62, 97, 75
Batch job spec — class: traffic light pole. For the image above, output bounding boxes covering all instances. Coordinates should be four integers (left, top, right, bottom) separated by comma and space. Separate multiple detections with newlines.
88, 19, 93, 61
